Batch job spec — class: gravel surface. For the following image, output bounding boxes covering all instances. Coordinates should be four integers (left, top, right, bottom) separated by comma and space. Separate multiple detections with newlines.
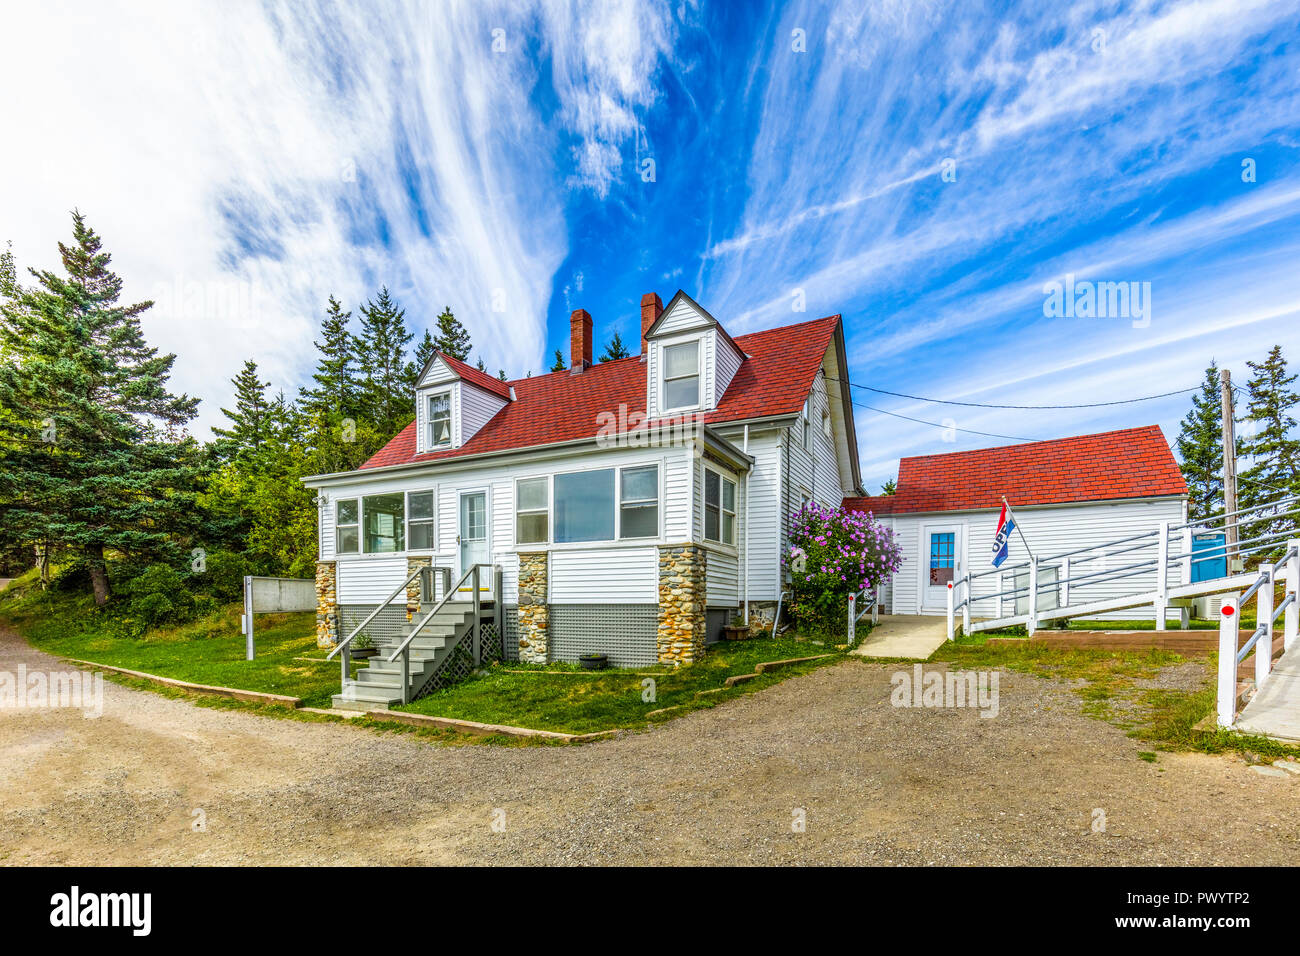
2, 625, 1298, 865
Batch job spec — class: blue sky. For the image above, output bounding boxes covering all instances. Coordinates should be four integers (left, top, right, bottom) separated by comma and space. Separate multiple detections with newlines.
3, 0, 1299, 489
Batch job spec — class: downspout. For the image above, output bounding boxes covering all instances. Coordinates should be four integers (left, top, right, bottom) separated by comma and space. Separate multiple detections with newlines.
743, 424, 750, 625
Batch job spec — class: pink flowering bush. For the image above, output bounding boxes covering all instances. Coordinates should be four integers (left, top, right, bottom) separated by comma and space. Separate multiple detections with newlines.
783, 502, 903, 638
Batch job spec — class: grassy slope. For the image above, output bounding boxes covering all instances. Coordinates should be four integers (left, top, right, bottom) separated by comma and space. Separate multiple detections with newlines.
397, 636, 842, 734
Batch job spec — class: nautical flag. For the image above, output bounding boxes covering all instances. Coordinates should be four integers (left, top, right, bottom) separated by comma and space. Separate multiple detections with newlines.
991, 502, 1016, 568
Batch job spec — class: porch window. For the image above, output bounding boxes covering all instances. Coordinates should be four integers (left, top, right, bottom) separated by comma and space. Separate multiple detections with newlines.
428, 392, 451, 448
363, 493, 405, 553
554, 469, 615, 543
929, 532, 955, 586
662, 341, 700, 411
336, 498, 359, 554
407, 491, 435, 550
704, 468, 736, 546
619, 465, 658, 538
515, 477, 549, 544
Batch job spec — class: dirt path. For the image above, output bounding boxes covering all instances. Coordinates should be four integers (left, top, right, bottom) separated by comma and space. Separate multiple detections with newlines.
2, 625, 1297, 865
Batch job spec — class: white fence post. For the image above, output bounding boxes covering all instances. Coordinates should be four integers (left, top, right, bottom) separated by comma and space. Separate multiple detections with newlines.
1155, 520, 1169, 632
1217, 593, 1240, 728
1257, 564, 1274, 691
1061, 556, 1070, 610
946, 582, 955, 642
1027, 556, 1039, 637
961, 576, 971, 635
847, 593, 856, 647
1286, 540, 1299, 653
243, 575, 255, 661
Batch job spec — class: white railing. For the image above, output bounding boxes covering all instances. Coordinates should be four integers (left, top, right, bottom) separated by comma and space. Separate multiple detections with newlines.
1217, 543, 1300, 728
846, 581, 881, 646
945, 495, 1300, 641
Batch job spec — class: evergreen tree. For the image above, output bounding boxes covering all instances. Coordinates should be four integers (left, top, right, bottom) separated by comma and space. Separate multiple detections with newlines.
0, 211, 198, 604
413, 328, 436, 373
881, 478, 897, 496
299, 295, 359, 422
355, 286, 415, 438
1239, 345, 1299, 505
550, 349, 566, 372
213, 359, 272, 461
432, 305, 471, 360
476, 357, 486, 372
599, 331, 630, 362
498, 369, 507, 381
1175, 363, 1225, 521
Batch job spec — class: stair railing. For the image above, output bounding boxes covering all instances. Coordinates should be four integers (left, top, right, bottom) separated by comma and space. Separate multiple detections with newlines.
1217, 541, 1299, 728
386, 562, 495, 704
325, 563, 444, 689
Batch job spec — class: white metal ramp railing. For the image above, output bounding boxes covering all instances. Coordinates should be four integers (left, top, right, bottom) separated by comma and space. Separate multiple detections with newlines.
944, 495, 1300, 642
1216, 544, 1300, 728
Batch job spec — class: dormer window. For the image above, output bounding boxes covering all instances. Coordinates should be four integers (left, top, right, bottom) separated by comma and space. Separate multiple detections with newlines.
428, 392, 451, 447
662, 341, 700, 411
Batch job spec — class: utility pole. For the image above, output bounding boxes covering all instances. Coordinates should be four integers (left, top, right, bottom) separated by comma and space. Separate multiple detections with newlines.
1220, 368, 1239, 569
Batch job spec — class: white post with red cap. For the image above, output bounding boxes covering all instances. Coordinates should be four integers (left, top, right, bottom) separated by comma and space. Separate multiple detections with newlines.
946, 581, 954, 642
1217, 594, 1240, 728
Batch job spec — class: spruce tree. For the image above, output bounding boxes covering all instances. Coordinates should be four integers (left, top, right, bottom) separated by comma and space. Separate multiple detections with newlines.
1239, 345, 1299, 506
550, 349, 566, 372
0, 211, 198, 604
413, 328, 436, 373
599, 331, 630, 362
1175, 363, 1225, 521
300, 295, 359, 421
213, 359, 273, 461
355, 286, 415, 437
432, 305, 471, 360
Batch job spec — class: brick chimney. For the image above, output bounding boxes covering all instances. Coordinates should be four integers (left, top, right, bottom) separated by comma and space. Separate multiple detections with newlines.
569, 308, 593, 372
640, 292, 663, 356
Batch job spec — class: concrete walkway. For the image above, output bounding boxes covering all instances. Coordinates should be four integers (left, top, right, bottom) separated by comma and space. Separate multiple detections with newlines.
851, 614, 948, 660
1236, 645, 1300, 743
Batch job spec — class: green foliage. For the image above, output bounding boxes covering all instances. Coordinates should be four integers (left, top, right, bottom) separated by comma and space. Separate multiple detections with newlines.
550, 349, 566, 372
1176, 363, 1224, 521
431, 304, 471, 361
201, 550, 249, 602
122, 563, 194, 627
355, 286, 415, 438
598, 331, 630, 362
212, 358, 273, 462
880, 477, 897, 496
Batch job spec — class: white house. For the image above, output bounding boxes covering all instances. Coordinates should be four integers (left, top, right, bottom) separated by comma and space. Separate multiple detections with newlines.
844, 426, 1190, 622
304, 290, 862, 672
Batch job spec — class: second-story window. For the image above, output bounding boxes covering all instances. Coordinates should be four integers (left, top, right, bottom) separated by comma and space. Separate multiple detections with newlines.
428, 392, 451, 447
662, 341, 700, 411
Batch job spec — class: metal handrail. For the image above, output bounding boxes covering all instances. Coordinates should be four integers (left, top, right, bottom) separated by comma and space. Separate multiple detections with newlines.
1236, 624, 1268, 665
325, 564, 424, 662
1040, 528, 1160, 563
386, 563, 486, 663
1169, 496, 1300, 532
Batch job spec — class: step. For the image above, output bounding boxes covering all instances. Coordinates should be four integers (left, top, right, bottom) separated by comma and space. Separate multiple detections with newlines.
353, 670, 410, 689
331, 686, 402, 710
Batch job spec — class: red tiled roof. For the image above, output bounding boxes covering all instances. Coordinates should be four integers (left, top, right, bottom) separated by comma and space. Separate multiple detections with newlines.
843, 425, 1186, 515
359, 314, 841, 470
434, 352, 513, 400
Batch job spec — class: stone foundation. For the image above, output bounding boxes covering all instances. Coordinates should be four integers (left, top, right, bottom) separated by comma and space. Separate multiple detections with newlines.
517, 551, 549, 664
746, 600, 779, 637
406, 555, 432, 619
315, 560, 338, 648
657, 544, 707, 664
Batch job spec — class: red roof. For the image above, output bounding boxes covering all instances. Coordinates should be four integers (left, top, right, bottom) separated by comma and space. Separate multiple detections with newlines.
360, 314, 841, 470
844, 425, 1186, 515
432, 352, 513, 400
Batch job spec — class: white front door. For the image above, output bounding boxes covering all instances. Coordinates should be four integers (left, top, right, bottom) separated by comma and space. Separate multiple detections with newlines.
458, 490, 490, 594
922, 525, 960, 611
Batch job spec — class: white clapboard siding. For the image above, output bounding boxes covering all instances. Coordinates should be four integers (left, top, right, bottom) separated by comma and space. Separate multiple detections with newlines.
707, 548, 740, 606
337, 556, 409, 604
885, 497, 1186, 619
655, 296, 710, 336
460, 382, 509, 443
549, 548, 657, 603
743, 431, 783, 601
810, 375, 844, 505
715, 333, 743, 403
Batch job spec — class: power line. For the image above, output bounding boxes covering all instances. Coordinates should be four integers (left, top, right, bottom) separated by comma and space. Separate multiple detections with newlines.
827, 377, 1199, 410
849, 399, 1045, 443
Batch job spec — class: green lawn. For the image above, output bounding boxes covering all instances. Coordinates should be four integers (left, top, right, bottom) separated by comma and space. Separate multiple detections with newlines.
0, 575, 352, 708
396, 636, 842, 734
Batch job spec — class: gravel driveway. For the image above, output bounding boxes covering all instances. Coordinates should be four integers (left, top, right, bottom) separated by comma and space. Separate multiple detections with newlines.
2, 624, 1297, 865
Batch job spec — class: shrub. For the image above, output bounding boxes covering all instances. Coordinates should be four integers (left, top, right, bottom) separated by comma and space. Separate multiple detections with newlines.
121, 563, 195, 627
196, 550, 248, 602
784, 502, 903, 638
51, 561, 92, 593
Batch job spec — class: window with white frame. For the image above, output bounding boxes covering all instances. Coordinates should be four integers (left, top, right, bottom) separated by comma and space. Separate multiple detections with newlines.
428, 391, 451, 448
704, 468, 736, 546
362, 493, 405, 553
336, 498, 359, 554
554, 469, 616, 542
407, 490, 435, 550
661, 341, 700, 411
515, 476, 549, 545
801, 400, 811, 450
822, 408, 831, 439
619, 465, 659, 538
